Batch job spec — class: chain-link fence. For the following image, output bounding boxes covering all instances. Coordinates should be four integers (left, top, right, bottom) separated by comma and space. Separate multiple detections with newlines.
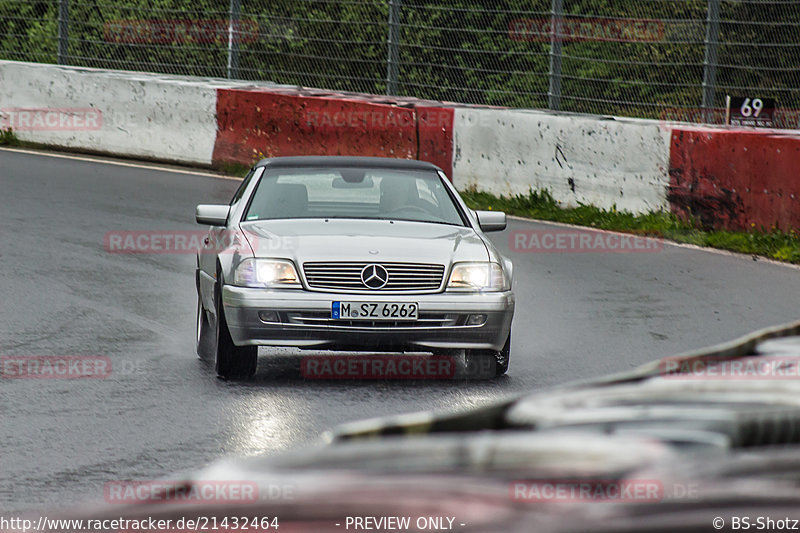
1, 0, 799, 127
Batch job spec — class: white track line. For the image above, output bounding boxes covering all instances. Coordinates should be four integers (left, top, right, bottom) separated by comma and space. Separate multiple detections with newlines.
0, 146, 243, 180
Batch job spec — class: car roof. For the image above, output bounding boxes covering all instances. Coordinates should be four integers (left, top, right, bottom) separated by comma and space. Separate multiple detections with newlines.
254, 156, 442, 172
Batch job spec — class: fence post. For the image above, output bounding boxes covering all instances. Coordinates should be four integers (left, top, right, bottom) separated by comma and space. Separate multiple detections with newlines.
386, 0, 401, 95
57, 0, 69, 65
701, 0, 721, 123
548, 0, 564, 110
227, 0, 241, 79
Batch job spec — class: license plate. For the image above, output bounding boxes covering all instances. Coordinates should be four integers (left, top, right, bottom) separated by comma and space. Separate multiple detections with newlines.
332, 301, 419, 320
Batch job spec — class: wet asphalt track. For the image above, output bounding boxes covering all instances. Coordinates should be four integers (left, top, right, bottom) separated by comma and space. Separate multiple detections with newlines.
1, 147, 798, 513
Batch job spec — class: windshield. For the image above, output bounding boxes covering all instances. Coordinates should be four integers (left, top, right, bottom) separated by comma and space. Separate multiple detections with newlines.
243, 167, 466, 226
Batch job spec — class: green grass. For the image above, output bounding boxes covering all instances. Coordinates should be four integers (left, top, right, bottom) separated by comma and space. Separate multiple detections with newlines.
460, 187, 800, 264
215, 161, 251, 177
0, 127, 19, 145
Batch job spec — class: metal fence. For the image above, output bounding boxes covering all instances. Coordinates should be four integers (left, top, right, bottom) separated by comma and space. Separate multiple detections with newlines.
1, 0, 799, 127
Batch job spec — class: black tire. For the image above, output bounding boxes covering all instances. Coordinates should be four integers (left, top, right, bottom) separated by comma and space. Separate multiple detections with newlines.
495, 333, 511, 376
465, 333, 511, 378
196, 294, 214, 360
214, 280, 258, 379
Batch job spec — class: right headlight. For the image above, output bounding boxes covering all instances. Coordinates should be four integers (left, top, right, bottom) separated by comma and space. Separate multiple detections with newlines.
233, 258, 302, 289
446, 262, 509, 292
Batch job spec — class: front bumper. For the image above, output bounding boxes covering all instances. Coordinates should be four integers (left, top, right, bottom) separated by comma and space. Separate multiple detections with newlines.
222, 285, 515, 352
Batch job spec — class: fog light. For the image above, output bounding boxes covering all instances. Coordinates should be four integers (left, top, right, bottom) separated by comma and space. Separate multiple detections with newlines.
258, 311, 279, 322
466, 314, 487, 326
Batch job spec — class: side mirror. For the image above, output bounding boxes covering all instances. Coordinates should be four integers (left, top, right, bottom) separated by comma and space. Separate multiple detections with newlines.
196, 204, 230, 226
475, 210, 507, 232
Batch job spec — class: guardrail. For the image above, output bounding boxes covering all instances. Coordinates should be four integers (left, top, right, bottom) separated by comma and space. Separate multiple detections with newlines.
2, 60, 798, 231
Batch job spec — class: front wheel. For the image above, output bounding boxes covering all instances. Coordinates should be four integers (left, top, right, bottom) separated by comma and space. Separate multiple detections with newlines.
196, 295, 214, 361
465, 333, 511, 378
214, 283, 257, 379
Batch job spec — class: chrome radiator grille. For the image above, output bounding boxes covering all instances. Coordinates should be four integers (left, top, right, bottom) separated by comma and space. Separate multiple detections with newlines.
303, 262, 445, 292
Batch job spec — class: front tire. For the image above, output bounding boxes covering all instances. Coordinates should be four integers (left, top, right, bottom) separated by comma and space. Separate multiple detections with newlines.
465, 333, 511, 378
214, 282, 257, 379
196, 295, 214, 360
495, 334, 511, 376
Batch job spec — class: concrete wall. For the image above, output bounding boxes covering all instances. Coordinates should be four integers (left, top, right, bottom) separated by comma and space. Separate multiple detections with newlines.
3, 60, 799, 231
0, 61, 219, 164
452, 108, 671, 214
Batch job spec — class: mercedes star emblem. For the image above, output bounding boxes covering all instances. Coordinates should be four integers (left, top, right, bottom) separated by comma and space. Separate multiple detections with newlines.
360, 264, 389, 289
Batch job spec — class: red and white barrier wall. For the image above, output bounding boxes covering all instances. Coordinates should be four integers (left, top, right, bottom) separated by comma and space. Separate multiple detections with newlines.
212, 87, 454, 177
2, 60, 798, 231
668, 127, 800, 231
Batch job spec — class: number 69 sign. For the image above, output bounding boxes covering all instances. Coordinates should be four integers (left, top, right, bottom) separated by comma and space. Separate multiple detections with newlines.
727, 95, 776, 127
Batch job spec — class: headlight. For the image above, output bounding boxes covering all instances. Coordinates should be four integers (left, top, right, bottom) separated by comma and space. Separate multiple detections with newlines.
233, 258, 301, 288
446, 262, 509, 292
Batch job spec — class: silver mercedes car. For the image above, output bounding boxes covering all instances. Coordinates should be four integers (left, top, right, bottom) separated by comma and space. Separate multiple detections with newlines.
195, 156, 515, 379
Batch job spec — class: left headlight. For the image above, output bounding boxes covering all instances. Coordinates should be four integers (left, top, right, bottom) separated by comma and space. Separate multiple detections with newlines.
233, 258, 302, 289
446, 262, 509, 292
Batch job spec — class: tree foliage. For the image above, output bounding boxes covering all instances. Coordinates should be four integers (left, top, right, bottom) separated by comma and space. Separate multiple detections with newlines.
1, 0, 798, 122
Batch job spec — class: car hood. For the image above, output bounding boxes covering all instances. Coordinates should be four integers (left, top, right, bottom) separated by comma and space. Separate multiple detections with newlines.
239, 219, 490, 265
